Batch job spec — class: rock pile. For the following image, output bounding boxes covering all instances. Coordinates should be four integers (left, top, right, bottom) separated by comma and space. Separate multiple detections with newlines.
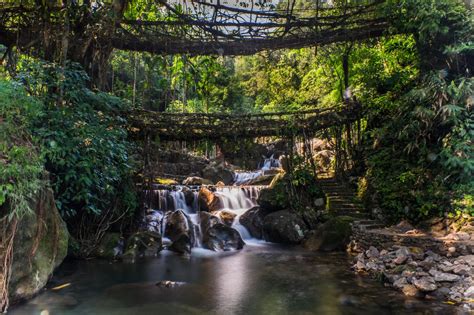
353, 245, 474, 312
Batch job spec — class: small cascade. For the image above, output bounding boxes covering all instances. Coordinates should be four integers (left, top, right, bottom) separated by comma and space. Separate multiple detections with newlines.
233, 170, 263, 186
260, 154, 281, 170
233, 154, 281, 185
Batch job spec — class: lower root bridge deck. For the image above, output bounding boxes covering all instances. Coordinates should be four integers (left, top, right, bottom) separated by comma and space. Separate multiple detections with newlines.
128, 104, 360, 141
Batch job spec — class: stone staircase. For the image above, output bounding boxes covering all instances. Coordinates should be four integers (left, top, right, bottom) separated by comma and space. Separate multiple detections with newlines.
318, 175, 384, 230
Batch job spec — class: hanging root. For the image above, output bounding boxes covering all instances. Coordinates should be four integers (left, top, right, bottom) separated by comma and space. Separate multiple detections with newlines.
0, 217, 18, 313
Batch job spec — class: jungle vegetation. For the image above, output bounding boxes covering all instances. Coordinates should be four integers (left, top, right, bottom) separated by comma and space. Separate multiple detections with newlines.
0, 0, 472, 245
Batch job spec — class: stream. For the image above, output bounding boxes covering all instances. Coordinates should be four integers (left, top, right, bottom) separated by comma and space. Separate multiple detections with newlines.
11, 244, 456, 315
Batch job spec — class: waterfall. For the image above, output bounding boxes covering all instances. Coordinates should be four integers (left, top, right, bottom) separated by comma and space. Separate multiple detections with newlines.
143, 185, 264, 246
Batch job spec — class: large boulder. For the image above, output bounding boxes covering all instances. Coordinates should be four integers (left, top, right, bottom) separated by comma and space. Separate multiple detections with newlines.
181, 187, 196, 208
257, 173, 290, 212
202, 223, 244, 251
262, 210, 307, 244
9, 188, 68, 303
239, 206, 267, 239
164, 210, 194, 254
201, 161, 234, 185
198, 187, 221, 212
200, 211, 244, 251
123, 231, 162, 261
214, 210, 237, 226
302, 216, 354, 251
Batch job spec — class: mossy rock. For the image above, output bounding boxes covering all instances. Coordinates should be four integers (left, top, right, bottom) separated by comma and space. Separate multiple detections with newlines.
94, 232, 123, 259
257, 173, 290, 212
9, 188, 69, 303
123, 231, 162, 261
262, 210, 308, 244
302, 216, 354, 251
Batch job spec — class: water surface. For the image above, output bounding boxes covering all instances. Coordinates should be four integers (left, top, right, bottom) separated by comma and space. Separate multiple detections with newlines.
12, 243, 456, 315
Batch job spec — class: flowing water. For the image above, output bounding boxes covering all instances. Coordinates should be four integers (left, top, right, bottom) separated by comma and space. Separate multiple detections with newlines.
144, 185, 263, 245
11, 245, 456, 315
233, 154, 280, 185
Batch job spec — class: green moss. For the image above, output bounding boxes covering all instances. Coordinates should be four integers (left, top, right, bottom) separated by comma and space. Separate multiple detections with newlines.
95, 233, 122, 259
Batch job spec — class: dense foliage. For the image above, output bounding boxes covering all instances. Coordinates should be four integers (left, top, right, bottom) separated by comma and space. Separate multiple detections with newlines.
1, 60, 138, 228
359, 0, 473, 221
0, 79, 44, 220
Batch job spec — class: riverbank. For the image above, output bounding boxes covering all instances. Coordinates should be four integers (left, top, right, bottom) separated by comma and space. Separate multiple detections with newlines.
350, 218, 474, 313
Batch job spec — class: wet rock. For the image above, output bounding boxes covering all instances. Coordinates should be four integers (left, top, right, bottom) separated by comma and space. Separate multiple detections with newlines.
165, 210, 194, 254
428, 269, 460, 282
215, 210, 237, 226
239, 206, 267, 239
263, 210, 307, 244
413, 277, 437, 292
303, 216, 354, 251
198, 187, 221, 212
95, 233, 123, 259
123, 231, 162, 260
432, 287, 451, 298
402, 285, 422, 297
355, 260, 366, 271
9, 188, 69, 303
199, 211, 220, 232
181, 187, 196, 207
170, 234, 192, 254
182, 176, 213, 185
202, 223, 244, 251
393, 277, 408, 289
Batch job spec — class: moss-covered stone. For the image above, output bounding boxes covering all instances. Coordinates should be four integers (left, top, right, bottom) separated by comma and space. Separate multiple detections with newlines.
262, 210, 308, 244
94, 232, 123, 259
9, 188, 69, 303
123, 231, 162, 261
302, 216, 354, 251
257, 173, 290, 212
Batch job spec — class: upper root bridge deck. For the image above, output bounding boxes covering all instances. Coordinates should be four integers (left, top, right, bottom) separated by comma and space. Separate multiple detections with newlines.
128, 105, 360, 141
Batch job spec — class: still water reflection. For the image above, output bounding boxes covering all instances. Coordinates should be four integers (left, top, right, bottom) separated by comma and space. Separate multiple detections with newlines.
12, 242, 457, 315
